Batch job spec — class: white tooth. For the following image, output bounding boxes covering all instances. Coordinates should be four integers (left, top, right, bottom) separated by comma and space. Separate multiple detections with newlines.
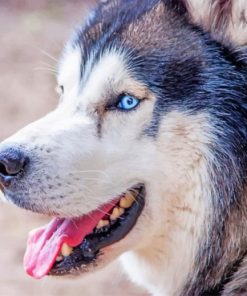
96, 219, 110, 229
61, 243, 73, 257
110, 207, 125, 220
56, 255, 63, 262
120, 192, 135, 209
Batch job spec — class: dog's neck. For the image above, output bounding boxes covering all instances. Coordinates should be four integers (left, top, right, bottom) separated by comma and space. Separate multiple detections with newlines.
120, 163, 247, 296
120, 237, 194, 296
120, 174, 208, 296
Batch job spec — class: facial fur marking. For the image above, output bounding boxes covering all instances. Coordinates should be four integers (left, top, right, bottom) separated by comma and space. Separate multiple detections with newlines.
96, 114, 103, 138
2, 0, 247, 295
144, 55, 204, 137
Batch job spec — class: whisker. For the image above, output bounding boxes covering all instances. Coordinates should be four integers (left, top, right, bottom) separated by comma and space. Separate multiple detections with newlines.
39, 48, 58, 62
69, 169, 111, 178
32, 67, 57, 76
39, 61, 57, 71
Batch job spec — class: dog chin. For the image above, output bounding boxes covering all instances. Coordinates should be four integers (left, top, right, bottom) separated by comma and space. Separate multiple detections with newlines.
50, 243, 127, 278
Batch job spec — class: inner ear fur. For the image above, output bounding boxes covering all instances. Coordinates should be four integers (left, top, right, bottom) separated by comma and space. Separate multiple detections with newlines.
184, 0, 247, 47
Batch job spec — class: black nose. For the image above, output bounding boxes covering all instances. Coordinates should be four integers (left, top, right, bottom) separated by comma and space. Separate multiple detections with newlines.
0, 146, 29, 186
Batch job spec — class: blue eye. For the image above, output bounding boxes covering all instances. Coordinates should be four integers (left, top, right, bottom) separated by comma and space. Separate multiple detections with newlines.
117, 94, 140, 111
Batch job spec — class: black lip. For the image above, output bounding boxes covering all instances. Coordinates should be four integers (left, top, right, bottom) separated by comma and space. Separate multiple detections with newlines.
49, 185, 145, 276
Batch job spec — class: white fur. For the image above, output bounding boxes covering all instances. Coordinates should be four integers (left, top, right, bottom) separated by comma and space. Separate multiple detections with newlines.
120, 113, 212, 296
3, 49, 213, 295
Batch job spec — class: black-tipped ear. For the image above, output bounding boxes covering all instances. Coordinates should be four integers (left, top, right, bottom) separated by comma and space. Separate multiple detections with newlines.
184, 0, 247, 46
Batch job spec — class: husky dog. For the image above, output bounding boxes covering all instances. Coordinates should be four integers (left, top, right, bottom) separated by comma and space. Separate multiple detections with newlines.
1, 0, 247, 295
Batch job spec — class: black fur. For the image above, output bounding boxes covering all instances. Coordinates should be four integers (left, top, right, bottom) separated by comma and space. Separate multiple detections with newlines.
72, 0, 247, 294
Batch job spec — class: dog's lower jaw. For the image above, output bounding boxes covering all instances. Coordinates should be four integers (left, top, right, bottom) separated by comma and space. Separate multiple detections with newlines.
120, 232, 196, 296
120, 250, 168, 296
120, 248, 187, 296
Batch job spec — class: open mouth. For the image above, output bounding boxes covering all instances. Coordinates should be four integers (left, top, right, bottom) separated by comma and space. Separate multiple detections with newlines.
24, 184, 145, 279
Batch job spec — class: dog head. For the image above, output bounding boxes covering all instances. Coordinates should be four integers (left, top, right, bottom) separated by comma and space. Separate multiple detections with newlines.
1, 0, 247, 294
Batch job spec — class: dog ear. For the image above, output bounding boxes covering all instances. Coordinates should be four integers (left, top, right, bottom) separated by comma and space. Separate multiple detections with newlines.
97, 0, 246, 46
184, 0, 247, 47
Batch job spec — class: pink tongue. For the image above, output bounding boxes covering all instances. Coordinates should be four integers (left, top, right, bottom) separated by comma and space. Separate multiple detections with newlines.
24, 202, 116, 279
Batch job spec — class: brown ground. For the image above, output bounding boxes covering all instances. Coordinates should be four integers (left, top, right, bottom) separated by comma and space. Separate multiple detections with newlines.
0, 2, 147, 295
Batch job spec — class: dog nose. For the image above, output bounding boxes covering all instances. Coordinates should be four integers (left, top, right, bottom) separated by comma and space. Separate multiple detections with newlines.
0, 146, 29, 187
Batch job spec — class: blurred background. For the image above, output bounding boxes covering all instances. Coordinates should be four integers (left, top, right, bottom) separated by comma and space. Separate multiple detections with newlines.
0, 1, 146, 295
